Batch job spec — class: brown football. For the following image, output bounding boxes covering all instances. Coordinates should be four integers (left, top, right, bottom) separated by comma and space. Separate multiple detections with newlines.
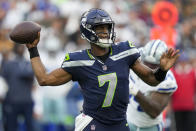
9, 21, 41, 44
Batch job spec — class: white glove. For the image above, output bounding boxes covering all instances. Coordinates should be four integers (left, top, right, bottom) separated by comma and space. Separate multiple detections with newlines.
129, 83, 139, 96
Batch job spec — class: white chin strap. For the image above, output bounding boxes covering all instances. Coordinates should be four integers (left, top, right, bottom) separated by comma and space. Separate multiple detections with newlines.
95, 38, 112, 48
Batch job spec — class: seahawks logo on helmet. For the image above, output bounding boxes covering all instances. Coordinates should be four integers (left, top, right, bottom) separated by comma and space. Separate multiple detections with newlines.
80, 8, 116, 48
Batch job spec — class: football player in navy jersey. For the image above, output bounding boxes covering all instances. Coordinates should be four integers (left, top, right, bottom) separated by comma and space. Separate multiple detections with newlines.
26, 8, 179, 131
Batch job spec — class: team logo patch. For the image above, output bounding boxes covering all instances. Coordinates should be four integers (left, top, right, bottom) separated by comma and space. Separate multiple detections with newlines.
128, 41, 135, 47
64, 53, 70, 61
91, 124, 96, 130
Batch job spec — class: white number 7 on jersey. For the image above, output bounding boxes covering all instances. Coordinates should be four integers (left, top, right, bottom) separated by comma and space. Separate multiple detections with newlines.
98, 73, 117, 108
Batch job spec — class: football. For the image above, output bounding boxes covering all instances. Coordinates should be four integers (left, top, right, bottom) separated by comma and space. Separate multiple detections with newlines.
9, 21, 41, 44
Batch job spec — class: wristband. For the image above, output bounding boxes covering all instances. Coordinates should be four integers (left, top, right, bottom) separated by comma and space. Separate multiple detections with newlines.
154, 68, 167, 82
28, 47, 39, 59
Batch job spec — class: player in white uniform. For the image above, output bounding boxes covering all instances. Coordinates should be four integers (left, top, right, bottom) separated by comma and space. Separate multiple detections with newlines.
127, 40, 178, 131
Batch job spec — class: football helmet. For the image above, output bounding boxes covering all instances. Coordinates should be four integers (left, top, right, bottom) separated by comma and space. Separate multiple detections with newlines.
141, 39, 168, 64
80, 8, 116, 48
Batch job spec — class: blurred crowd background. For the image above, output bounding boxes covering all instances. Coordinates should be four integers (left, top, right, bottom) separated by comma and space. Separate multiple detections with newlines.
0, 0, 195, 131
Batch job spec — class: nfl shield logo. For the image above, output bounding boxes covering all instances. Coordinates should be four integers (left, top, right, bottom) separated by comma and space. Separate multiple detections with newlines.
102, 65, 107, 71
91, 124, 96, 130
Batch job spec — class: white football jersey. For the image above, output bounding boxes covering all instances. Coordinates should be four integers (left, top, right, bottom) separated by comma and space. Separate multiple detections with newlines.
127, 70, 177, 127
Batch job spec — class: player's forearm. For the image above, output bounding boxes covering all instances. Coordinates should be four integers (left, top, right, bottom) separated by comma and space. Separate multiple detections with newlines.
30, 57, 48, 85
135, 91, 162, 118
28, 47, 49, 85
136, 68, 161, 86
143, 70, 160, 86
132, 60, 166, 86
143, 67, 169, 86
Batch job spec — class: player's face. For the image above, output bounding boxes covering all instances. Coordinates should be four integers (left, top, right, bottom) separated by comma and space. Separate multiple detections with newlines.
94, 24, 110, 39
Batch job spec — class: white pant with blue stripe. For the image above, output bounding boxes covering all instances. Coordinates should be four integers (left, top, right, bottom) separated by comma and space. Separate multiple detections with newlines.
129, 122, 163, 131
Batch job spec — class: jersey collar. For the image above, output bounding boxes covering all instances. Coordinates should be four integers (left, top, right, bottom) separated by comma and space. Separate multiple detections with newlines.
87, 47, 113, 60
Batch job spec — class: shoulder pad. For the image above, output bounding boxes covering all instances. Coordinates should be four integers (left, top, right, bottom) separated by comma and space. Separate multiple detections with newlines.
63, 50, 85, 62
61, 50, 95, 68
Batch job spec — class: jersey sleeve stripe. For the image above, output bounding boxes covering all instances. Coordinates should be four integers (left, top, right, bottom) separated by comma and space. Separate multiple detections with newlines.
157, 87, 177, 92
110, 48, 139, 61
62, 60, 95, 67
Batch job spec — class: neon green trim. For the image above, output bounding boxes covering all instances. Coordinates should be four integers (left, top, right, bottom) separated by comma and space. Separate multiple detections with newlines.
110, 47, 113, 55
128, 41, 135, 47
64, 53, 70, 61
87, 50, 94, 59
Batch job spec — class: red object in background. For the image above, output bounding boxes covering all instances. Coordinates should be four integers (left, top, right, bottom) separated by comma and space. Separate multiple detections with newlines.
171, 68, 196, 111
152, 1, 178, 27
150, 1, 179, 48
150, 26, 177, 48
162, 110, 167, 131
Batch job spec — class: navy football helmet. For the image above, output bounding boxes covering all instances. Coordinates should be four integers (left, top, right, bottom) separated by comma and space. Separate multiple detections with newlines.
80, 8, 116, 48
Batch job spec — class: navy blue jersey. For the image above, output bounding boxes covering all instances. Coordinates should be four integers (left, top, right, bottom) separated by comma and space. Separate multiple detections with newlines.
61, 41, 140, 125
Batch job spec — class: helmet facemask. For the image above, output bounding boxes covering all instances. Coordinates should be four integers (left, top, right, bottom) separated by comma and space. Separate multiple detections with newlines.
92, 23, 115, 48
